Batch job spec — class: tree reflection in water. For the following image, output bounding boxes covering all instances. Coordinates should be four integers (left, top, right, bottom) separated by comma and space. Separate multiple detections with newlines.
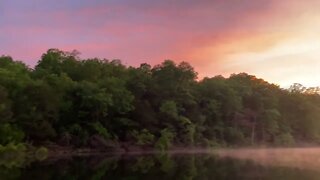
2, 149, 320, 180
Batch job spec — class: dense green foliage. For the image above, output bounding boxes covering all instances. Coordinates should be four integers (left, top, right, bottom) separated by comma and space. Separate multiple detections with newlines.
1, 49, 320, 149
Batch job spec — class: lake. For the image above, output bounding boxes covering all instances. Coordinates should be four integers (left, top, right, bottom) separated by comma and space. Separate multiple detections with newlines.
2, 148, 320, 179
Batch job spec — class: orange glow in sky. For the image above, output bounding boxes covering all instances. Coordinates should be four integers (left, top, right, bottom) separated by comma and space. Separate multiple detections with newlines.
1, 0, 320, 87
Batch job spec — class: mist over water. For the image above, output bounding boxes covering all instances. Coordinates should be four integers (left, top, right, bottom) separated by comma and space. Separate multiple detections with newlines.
2, 148, 320, 179
214, 148, 320, 171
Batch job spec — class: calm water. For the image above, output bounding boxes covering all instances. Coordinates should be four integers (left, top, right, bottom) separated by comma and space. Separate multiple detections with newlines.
2, 148, 320, 180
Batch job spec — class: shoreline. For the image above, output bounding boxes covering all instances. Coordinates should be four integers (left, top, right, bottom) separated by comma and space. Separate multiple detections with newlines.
45, 144, 320, 159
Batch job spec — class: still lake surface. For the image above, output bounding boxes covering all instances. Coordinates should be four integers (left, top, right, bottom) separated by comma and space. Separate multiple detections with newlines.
2, 148, 320, 179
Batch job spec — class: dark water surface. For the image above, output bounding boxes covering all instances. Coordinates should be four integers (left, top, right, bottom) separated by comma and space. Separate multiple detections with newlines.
2, 148, 320, 180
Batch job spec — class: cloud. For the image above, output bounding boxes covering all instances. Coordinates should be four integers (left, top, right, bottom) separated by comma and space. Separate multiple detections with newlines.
1, 0, 320, 86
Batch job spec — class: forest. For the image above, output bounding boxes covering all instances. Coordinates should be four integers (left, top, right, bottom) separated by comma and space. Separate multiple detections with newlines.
1, 48, 320, 152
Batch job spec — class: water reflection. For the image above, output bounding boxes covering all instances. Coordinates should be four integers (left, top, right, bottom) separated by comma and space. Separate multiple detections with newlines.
2, 148, 320, 179
214, 148, 320, 171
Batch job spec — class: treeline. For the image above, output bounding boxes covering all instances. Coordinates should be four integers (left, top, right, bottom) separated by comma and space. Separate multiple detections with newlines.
1, 48, 320, 150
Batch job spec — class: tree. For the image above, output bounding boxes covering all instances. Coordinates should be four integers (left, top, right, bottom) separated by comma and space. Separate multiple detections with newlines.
2, 48, 320, 149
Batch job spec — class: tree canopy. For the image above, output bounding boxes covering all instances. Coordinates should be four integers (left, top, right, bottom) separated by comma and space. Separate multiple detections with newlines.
1, 49, 320, 149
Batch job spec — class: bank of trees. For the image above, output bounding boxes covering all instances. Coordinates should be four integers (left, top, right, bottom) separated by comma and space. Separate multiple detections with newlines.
1, 48, 320, 149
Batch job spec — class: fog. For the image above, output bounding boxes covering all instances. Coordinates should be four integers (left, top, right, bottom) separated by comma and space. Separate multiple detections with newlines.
214, 148, 320, 171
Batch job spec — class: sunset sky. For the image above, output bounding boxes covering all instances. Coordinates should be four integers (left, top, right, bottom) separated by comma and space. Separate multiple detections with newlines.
1, 0, 320, 87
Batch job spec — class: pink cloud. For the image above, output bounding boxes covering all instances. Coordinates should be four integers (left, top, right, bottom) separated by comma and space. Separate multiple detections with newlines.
2, 0, 320, 86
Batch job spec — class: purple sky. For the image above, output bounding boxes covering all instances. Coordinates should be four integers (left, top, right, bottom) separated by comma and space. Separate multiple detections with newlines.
2, 0, 320, 86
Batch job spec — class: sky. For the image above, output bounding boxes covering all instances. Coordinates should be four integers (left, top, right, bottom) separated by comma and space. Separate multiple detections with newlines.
1, 0, 320, 87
